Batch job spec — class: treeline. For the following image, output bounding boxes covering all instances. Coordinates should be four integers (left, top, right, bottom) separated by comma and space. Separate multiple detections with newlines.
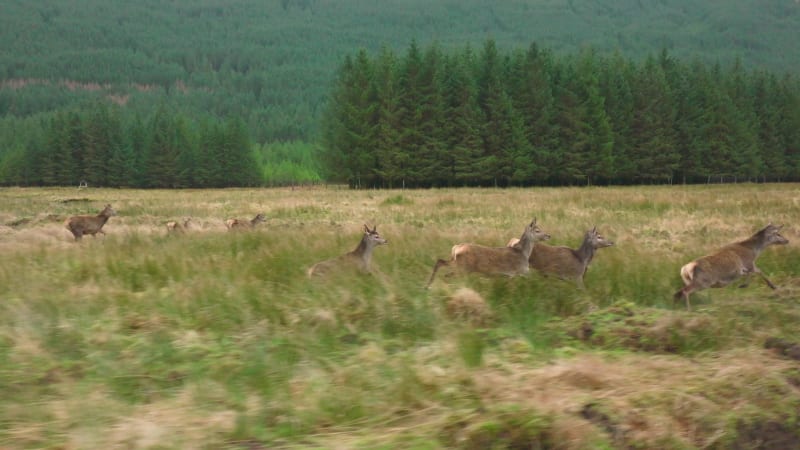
322, 41, 800, 187
0, 102, 265, 188
2, 0, 800, 145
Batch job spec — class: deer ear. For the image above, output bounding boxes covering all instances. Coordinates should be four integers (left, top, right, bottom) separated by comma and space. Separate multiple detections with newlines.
592, 225, 597, 233
363, 224, 370, 233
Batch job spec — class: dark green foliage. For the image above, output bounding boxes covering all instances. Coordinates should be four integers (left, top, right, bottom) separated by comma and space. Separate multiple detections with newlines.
1, 1, 800, 186
322, 41, 800, 187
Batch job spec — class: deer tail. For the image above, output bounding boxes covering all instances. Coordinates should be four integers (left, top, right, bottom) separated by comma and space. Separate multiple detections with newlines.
680, 261, 697, 286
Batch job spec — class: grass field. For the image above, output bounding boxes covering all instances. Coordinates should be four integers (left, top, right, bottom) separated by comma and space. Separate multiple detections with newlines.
1, 185, 799, 449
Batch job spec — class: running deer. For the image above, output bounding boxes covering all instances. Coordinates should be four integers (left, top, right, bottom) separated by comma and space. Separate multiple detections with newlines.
674, 223, 789, 311
166, 217, 192, 234
307, 224, 388, 277
508, 226, 614, 288
426, 219, 550, 288
225, 213, 266, 231
64, 204, 116, 241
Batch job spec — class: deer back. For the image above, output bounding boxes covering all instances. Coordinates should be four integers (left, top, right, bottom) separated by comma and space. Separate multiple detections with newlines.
65, 204, 116, 235
529, 243, 585, 280
308, 224, 387, 277
450, 243, 531, 277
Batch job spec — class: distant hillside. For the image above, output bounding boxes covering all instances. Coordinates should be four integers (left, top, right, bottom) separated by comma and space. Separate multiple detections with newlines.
1, 0, 799, 142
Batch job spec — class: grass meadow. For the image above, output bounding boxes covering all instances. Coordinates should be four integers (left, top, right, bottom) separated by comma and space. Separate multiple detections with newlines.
1, 184, 800, 449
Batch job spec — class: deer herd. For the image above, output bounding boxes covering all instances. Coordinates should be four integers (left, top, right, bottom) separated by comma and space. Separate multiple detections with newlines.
63, 203, 789, 311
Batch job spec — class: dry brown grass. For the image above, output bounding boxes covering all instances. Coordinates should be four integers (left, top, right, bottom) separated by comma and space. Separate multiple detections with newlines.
474, 349, 800, 449
1, 185, 798, 449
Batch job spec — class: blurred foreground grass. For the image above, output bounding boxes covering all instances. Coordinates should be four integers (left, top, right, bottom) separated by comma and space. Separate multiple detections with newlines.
1, 184, 799, 449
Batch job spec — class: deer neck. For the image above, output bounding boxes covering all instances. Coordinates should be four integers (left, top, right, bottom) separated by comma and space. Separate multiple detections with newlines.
98, 212, 112, 224
739, 232, 769, 255
351, 237, 374, 264
516, 233, 535, 259
575, 238, 596, 267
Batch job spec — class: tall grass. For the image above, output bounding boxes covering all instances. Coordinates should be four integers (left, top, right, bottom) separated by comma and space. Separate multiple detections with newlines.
0, 185, 799, 448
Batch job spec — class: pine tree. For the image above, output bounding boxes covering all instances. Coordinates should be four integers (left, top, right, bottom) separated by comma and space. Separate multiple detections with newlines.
396, 40, 427, 187
371, 46, 403, 188
600, 52, 636, 183
476, 39, 518, 186
629, 55, 678, 183
505, 43, 554, 183
440, 49, 483, 186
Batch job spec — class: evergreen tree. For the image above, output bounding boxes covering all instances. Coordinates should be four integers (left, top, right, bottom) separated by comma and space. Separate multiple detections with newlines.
505, 43, 553, 183
82, 102, 113, 186
575, 50, 614, 185
600, 52, 636, 183
629, 55, 678, 183
752, 73, 786, 182
396, 40, 427, 187
145, 106, 181, 187
371, 46, 403, 188
725, 60, 763, 181
476, 39, 517, 186
440, 49, 483, 185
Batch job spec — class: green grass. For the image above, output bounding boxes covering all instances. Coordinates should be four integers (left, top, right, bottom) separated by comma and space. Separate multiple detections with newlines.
0, 185, 799, 449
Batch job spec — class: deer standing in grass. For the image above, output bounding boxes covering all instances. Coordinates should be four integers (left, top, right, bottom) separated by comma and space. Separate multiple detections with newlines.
64, 204, 116, 241
166, 218, 192, 235
307, 224, 388, 277
225, 213, 266, 231
674, 223, 789, 311
508, 226, 614, 288
426, 219, 550, 288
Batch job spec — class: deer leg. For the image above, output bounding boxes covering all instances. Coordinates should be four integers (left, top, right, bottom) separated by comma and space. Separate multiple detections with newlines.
426, 259, 449, 289
738, 272, 752, 288
757, 272, 777, 290
674, 286, 692, 312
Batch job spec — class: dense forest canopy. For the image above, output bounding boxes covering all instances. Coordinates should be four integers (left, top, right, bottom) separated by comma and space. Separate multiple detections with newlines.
0, 0, 799, 186
322, 42, 800, 187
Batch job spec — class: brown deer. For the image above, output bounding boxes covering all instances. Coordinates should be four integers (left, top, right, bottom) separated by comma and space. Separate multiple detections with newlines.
426, 219, 550, 288
307, 224, 388, 277
674, 223, 789, 311
166, 217, 192, 234
225, 213, 266, 231
508, 226, 614, 288
64, 204, 117, 241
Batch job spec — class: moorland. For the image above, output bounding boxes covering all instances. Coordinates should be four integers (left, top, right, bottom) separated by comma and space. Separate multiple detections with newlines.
1, 184, 799, 448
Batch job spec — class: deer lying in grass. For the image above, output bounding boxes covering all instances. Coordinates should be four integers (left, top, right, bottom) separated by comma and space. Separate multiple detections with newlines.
508, 226, 614, 288
674, 223, 789, 311
225, 213, 266, 231
166, 217, 192, 235
307, 224, 388, 277
64, 204, 116, 241
426, 219, 550, 288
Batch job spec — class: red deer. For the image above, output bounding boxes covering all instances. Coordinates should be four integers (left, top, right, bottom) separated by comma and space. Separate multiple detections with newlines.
307, 224, 388, 277
166, 217, 192, 234
64, 204, 116, 241
426, 219, 550, 288
508, 226, 614, 288
674, 223, 789, 311
225, 213, 266, 231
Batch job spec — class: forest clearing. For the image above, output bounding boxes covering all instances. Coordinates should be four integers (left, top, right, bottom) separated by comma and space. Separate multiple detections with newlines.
1, 184, 799, 449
